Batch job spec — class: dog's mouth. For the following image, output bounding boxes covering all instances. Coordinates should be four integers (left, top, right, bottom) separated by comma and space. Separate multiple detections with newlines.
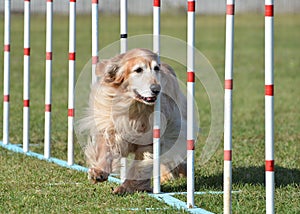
133, 89, 157, 105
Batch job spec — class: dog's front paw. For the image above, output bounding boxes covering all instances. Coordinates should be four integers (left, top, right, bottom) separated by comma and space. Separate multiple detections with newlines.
113, 179, 152, 194
113, 185, 130, 195
88, 167, 109, 184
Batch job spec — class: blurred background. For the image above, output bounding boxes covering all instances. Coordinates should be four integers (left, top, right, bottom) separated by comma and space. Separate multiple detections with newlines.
1, 0, 300, 14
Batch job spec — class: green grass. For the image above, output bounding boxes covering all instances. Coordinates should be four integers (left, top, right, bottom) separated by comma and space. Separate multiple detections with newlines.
1, 13, 300, 213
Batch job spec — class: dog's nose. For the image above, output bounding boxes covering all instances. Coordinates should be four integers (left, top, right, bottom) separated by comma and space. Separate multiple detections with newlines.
150, 84, 161, 95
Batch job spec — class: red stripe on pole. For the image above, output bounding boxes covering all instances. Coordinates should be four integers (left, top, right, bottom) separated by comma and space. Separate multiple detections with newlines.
225, 79, 233, 90
45, 104, 51, 112
69, 52, 76, 61
70, 0, 76, 2
24, 48, 30, 56
153, 129, 160, 138
46, 52, 52, 60
188, 1, 195, 12
4, 44, 10, 52
92, 56, 98, 65
24, 0, 30, 2
47, 0, 53, 2
153, 0, 160, 7
4, 95, 9, 102
226, 4, 235, 15
265, 85, 274, 96
265, 5, 274, 17
266, 160, 274, 172
68, 109, 75, 117
224, 150, 232, 161
187, 72, 195, 83
24, 100, 30, 107
187, 140, 195, 150
92, 0, 98, 3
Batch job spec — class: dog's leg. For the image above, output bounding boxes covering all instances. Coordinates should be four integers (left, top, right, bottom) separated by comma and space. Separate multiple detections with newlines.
160, 163, 174, 183
113, 145, 153, 194
160, 161, 187, 183
85, 135, 113, 184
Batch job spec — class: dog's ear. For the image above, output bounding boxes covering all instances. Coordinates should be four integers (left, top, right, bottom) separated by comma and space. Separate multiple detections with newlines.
96, 53, 125, 86
95, 60, 108, 77
95, 60, 119, 83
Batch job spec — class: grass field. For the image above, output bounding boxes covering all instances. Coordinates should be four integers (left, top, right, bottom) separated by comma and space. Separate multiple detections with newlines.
0, 12, 300, 213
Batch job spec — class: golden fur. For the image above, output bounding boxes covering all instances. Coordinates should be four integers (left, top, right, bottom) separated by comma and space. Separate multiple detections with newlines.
78, 48, 187, 194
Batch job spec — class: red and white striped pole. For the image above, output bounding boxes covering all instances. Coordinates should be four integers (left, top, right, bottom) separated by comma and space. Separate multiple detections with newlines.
224, 1, 235, 213
153, 0, 161, 194
265, 0, 275, 213
120, 0, 128, 183
187, 0, 195, 208
3, 0, 11, 145
91, 0, 98, 83
23, 0, 31, 153
68, 0, 76, 165
44, 0, 53, 159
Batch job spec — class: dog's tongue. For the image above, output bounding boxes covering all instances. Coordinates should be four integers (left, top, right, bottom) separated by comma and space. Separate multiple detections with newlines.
146, 97, 156, 102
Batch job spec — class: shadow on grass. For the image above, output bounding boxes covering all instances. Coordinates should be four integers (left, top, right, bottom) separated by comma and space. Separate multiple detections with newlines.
161, 165, 300, 192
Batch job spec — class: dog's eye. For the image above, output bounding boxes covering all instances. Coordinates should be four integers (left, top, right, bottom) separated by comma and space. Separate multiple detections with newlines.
153, 65, 160, 72
134, 67, 143, 73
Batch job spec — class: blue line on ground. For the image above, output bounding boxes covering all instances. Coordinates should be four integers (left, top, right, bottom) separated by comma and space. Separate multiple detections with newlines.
0, 141, 214, 213
0, 141, 121, 184
149, 193, 214, 214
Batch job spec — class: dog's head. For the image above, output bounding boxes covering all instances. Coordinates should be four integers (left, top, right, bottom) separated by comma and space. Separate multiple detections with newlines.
96, 48, 161, 105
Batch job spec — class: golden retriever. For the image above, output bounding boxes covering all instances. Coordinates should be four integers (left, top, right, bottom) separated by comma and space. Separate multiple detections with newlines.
78, 48, 188, 194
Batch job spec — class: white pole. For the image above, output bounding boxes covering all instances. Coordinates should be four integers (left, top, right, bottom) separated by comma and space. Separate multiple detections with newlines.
265, 0, 275, 213
23, 0, 31, 153
91, 0, 99, 84
3, 0, 11, 145
68, 0, 76, 165
120, 0, 127, 54
44, 0, 53, 159
187, 0, 195, 208
120, 0, 128, 183
153, 0, 161, 194
224, 1, 235, 214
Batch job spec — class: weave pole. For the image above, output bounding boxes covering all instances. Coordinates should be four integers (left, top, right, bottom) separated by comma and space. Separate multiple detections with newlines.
187, 0, 195, 208
68, 0, 76, 165
153, 0, 161, 194
223, 1, 235, 213
120, 0, 128, 183
3, 0, 11, 145
265, 0, 275, 213
120, 0, 128, 54
23, 0, 31, 153
44, 0, 53, 159
91, 0, 98, 83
